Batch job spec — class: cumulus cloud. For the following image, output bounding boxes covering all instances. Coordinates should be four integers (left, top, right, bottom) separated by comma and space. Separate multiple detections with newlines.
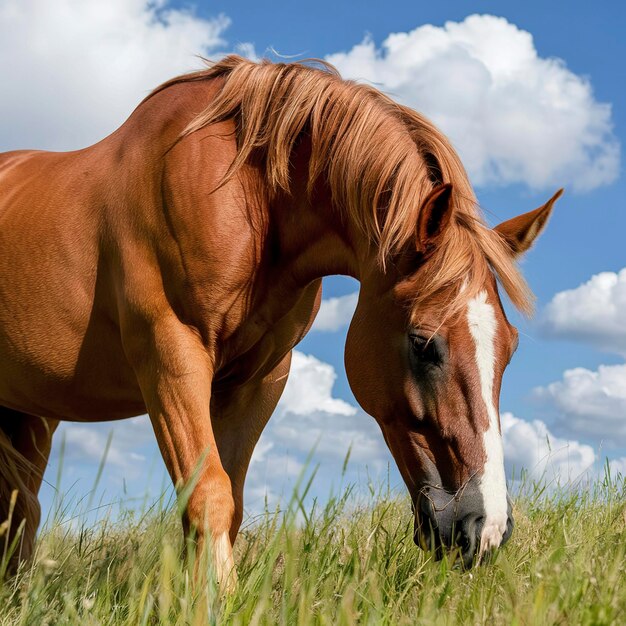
245, 350, 392, 510
311, 292, 359, 332
53, 415, 154, 476
327, 14, 619, 191
607, 457, 626, 478
541, 269, 626, 356
4, 9, 617, 191
0, 0, 231, 151
533, 364, 626, 445
278, 351, 357, 416
272, 351, 388, 465
501, 411, 596, 484
536, 269, 626, 447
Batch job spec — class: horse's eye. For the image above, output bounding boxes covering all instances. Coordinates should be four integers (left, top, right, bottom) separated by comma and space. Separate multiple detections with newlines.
409, 334, 441, 365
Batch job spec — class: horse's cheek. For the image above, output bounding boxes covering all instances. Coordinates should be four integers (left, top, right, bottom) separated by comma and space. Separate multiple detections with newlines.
344, 303, 404, 419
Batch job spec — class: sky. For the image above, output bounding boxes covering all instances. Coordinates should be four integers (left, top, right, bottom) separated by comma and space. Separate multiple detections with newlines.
1, 0, 625, 523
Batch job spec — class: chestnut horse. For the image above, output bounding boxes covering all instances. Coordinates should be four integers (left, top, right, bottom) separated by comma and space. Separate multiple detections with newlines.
0, 56, 560, 582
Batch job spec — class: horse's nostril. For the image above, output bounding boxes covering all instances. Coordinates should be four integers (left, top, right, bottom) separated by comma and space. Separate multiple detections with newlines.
466, 514, 483, 537
457, 513, 479, 542
456, 514, 482, 565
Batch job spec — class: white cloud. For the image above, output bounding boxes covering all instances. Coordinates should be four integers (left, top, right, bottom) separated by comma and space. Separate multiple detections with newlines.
4, 9, 617, 191
608, 457, 626, 478
501, 411, 596, 484
0, 0, 230, 151
533, 364, 626, 445
537, 268, 626, 448
245, 350, 393, 510
311, 292, 359, 332
541, 269, 626, 356
327, 14, 619, 191
265, 350, 391, 466
278, 351, 356, 416
52, 415, 154, 476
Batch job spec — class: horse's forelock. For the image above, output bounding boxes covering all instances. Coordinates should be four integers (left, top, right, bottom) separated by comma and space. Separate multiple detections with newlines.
406, 216, 534, 328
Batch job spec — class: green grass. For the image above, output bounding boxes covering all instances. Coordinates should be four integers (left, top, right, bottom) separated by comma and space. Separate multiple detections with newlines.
1, 472, 625, 625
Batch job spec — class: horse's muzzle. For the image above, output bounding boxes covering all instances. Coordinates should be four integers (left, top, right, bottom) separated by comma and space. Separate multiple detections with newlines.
413, 482, 514, 569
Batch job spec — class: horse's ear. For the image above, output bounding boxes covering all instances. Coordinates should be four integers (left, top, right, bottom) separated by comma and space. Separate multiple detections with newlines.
494, 188, 563, 258
415, 183, 454, 252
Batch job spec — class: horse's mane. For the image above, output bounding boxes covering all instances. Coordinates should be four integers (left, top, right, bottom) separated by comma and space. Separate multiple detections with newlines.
150, 56, 532, 317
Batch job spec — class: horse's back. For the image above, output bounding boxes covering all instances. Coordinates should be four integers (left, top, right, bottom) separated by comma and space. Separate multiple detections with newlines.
0, 149, 47, 212
0, 149, 38, 171
0, 149, 84, 221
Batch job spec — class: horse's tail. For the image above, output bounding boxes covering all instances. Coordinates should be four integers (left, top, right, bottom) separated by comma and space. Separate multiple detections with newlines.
0, 427, 40, 574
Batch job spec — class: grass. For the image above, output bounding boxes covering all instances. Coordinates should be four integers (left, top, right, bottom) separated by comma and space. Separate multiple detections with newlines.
1, 470, 625, 625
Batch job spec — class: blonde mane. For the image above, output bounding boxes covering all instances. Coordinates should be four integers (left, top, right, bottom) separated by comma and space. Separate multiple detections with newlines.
152, 55, 533, 316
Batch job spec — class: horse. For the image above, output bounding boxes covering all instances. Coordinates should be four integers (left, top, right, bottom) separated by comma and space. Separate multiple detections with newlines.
0, 55, 561, 584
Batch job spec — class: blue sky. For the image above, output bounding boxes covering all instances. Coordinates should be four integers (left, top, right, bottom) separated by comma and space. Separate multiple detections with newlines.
1, 1, 625, 522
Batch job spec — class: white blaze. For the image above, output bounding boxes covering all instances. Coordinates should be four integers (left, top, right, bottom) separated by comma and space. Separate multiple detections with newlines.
467, 291, 508, 555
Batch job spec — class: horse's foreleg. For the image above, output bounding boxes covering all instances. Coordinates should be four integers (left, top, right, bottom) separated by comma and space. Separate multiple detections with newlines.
0, 410, 58, 570
123, 316, 236, 590
211, 352, 292, 543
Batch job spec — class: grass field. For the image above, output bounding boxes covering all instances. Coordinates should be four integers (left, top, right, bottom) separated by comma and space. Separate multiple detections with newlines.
1, 469, 625, 625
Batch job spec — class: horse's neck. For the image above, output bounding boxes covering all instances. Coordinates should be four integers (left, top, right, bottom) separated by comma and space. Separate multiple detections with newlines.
214, 173, 364, 374
112, 81, 370, 373
205, 145, 385, 383
271, 140, 367, 279
121, 79, 367, 283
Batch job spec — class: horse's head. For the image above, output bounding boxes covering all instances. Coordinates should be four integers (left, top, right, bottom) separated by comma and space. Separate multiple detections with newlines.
345, 184, 560, 567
